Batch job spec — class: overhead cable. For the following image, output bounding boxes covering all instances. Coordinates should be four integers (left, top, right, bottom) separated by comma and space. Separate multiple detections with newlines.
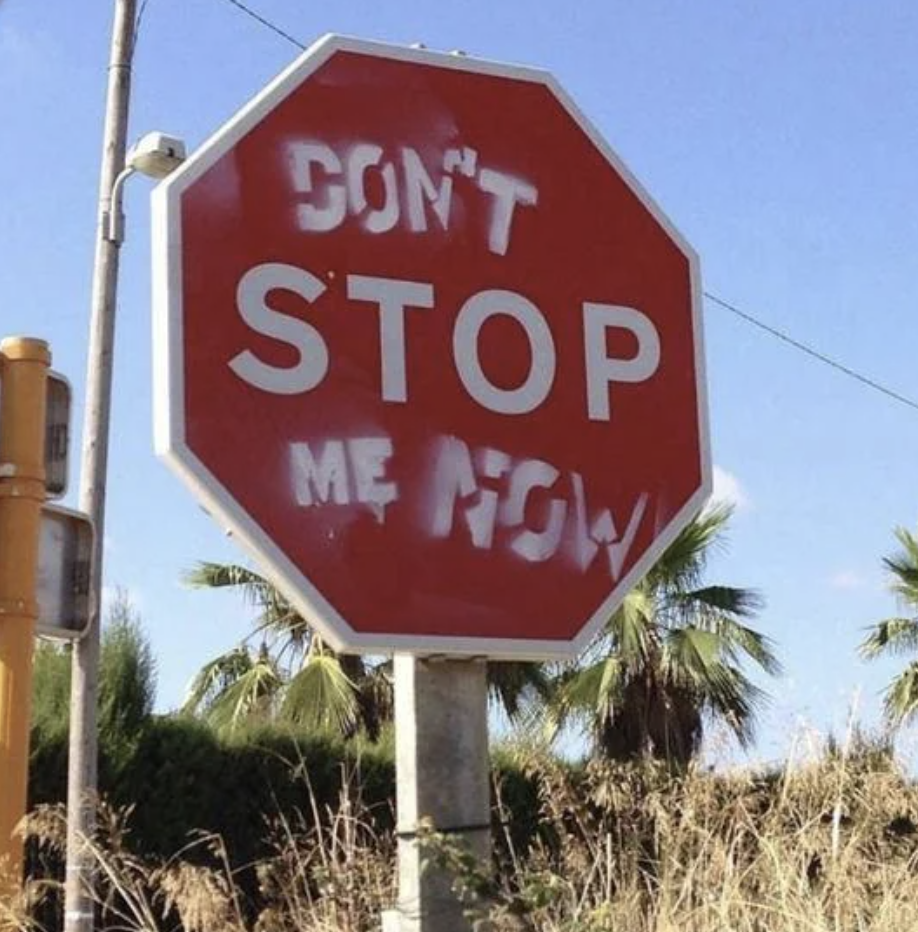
704, 291, 918, 414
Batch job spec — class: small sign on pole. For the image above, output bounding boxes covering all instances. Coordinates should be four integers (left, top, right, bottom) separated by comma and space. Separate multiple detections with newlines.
45, 372, 71, 500
36, 504, 93, 640
0, 370, 72, 499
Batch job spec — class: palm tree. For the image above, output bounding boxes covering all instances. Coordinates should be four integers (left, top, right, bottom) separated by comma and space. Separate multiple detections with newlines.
859, 526, 918, 726
182, 563, 391, 738
548, 504, 780, 765
183, 563, 548, 738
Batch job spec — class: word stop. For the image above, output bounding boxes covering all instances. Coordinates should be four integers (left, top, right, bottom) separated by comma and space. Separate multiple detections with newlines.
228, 262, 661, 421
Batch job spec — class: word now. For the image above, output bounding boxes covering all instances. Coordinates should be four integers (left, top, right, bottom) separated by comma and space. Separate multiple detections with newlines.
231, 263, 661, 422
288, 140, 537, 256
288, 432, 648, 581
430, 436, 648, 578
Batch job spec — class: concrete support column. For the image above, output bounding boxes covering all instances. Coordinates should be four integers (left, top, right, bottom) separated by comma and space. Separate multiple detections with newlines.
389, 654, 491, 932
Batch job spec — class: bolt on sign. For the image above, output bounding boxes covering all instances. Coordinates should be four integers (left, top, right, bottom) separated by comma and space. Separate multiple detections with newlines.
153, 35, 710, 659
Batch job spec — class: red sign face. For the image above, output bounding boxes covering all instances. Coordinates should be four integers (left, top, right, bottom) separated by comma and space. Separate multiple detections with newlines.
154, 35, 710, 658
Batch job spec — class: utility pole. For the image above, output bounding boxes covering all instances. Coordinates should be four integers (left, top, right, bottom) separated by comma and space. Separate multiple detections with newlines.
0, 338, 50, 906
65, 1, 136, 928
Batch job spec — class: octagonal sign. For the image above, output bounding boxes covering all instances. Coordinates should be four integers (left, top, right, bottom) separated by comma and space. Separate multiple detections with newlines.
153, 34, 710, 658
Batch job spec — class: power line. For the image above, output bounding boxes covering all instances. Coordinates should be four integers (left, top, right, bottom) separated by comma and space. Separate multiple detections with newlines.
704, 291, 918, 414
218, 0, 305, 50
132, 0, 152, 56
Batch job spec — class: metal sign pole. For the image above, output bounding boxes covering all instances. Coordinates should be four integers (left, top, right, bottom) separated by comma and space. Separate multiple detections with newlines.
66, 1, 136, 928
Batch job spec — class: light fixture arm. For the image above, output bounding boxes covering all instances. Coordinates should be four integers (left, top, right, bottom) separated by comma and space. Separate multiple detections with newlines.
105, 164, 137, 245
104, 131, 187, 244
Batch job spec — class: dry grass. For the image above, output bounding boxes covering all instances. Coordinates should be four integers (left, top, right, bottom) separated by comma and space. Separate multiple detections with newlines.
19, 765, 395, 932
16, 736, 918, 931
476, 736, 918, 931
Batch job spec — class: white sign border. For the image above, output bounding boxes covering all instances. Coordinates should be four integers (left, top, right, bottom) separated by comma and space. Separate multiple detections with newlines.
152, 33, 711, 660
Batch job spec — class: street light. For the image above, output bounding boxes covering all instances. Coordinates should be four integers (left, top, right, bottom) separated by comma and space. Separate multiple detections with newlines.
107, 132, 187, 243
65, 128, 185, 931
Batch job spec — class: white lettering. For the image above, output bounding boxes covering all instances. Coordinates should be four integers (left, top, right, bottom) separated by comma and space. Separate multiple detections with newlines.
430, 436, 482, 542
346, 275, 434, 403
402, 148, 453, 232
290, 441, 349, 505
476, 168, 538, 256
229, 263, 329, 395
583, 303, 661, 421
568, 472, 616, 572
427, 436, 649, 576
568, 474, 648, 580
290, 437, 399, 520
289, 142, 346, 232
462, 447, 513, 549
347, 143, 400, 234
348, 437, 398, 517
453, 290, 556, 415
501, 459, 567, 563
443, 146, 478, 179
287, 139, 538, 254
608, 493, 648, 580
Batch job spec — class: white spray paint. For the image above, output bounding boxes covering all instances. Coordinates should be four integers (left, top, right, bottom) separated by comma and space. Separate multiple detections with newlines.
287, 140, 538, 256
428, 434, 647, 578
288, 431, 647, 580
290, 437, 398, 522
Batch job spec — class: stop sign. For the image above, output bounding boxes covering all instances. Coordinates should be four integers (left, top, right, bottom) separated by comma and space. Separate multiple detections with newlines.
153, 35, 709, 659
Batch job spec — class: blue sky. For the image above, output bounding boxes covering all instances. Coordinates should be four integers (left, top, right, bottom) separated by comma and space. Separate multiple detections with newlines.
3, 0, 918, 763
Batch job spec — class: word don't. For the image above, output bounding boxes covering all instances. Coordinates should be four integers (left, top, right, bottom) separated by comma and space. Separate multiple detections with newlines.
288, 140, 537, 256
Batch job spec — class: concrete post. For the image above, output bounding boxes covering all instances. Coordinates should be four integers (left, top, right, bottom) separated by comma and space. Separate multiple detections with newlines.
389, 654, 491, 932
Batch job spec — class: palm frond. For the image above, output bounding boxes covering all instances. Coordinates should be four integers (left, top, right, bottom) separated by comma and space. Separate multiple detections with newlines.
882, 661, 918, 727
607, 586, 657, 669
859, 617, 918, 659
678, 601, 782, 676
280, 654, 359, 736
662, 627, 733, 692
186, 561, 316, 661
704, 669, 767, 748
181, 647, 253, 716
547, 658, 625, 740
674, 585, 764, 619
566, 504, 774, 763
203, 649, 283, 733
487, 661, 551, 722
884, 527, 918, 607
184, 562, 276, 600
646, 504, 733, 593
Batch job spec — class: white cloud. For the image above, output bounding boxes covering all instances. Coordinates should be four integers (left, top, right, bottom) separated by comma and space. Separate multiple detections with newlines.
829, 570, 867, 591
712, 465, 750, 511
